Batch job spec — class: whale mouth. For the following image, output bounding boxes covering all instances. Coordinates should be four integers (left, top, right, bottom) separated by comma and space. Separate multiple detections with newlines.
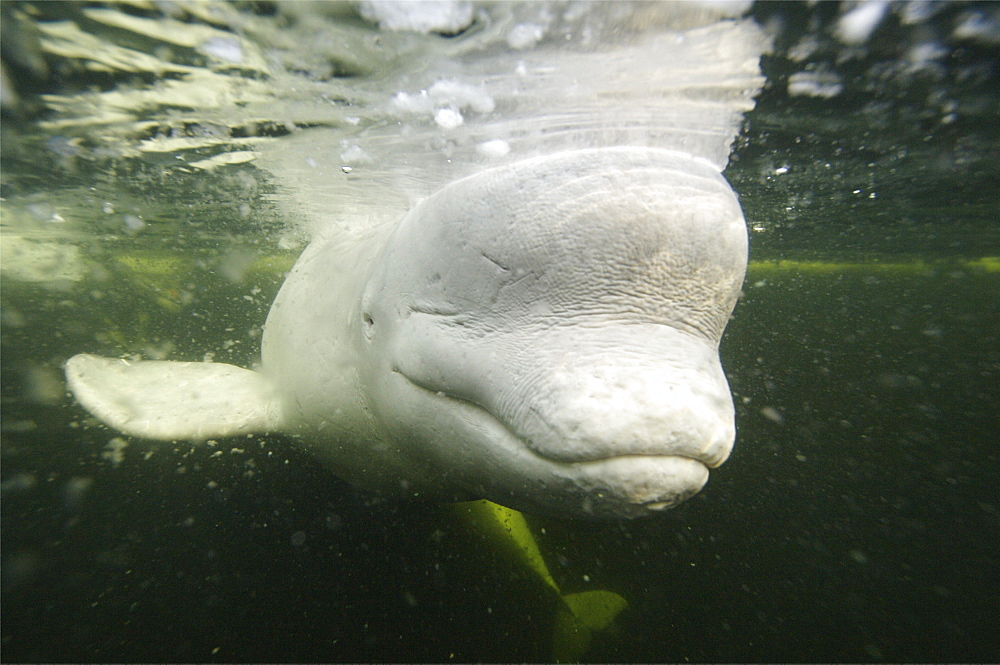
567, 451, 710, 469
388, 315, 736, 481
388, 368, 718, 518
395, 367, 719, 469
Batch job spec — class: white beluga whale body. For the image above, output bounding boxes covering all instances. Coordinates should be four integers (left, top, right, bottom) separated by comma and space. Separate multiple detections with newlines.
67, 146, 747, 519
60, 1, 768, 519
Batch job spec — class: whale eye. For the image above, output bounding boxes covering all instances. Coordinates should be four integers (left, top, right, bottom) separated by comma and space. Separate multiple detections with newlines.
362, 312, 375, 340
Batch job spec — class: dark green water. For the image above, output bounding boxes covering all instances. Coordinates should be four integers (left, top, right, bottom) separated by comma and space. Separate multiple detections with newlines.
2, 2, 998, 662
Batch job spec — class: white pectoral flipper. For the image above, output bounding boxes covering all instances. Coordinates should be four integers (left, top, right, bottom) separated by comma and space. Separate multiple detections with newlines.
65, 354, 284, 441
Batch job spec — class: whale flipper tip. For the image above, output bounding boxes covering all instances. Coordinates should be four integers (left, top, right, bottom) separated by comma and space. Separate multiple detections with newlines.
65, 353, 283, 441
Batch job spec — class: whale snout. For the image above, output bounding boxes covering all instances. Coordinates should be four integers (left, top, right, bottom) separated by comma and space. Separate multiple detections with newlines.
495, 323, 736, 471
516, 355, 734, 469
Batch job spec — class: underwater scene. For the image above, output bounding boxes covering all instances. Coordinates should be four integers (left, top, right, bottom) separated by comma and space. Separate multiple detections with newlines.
1, 1, 997, 662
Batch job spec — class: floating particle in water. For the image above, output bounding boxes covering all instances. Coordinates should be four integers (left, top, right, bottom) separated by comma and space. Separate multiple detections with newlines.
760, 406, 785, 424
0, 472, 37, 494
325, 512, 342, 531
123, 214, 145, 234
218, 249, 257, 283
0, 307, 26, 327
477, 139, 510, 158
877, 372, 922, 389
864, 643, 884, 660
789, 35, 820, 62
291, 530, 307, 547
141, 340, 175, 360
25, 202, 65, 223
434, 107, 463, 129
102, 437, 129, 467
787, 68, 843, 99
507, 22, 546, 50
836, 1, 889, 45
63, 476, 94, 512
2, 551, 40, 591
340, 143, 367, 164
25, 366, 63, 405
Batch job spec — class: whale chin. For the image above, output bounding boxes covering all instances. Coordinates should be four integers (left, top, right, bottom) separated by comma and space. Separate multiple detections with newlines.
553, 454, 711, 518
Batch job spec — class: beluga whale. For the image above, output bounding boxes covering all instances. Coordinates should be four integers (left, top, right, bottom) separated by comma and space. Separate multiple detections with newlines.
61, 1, 769, 520
66, 146, 747, 519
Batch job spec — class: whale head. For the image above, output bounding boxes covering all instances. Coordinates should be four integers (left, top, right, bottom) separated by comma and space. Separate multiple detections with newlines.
359, 148, 747, 519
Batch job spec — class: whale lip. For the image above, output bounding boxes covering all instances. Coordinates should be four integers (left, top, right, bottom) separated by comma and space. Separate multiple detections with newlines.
542, 453, 712, 517
394, 367, 723, 470
563, 450, 711, 469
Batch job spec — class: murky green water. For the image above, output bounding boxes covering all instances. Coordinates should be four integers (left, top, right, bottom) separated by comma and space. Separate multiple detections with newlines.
2, 2, 997, 662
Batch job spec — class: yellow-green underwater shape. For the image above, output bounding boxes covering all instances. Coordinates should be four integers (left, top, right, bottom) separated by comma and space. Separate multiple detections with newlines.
454, 500, 628, 662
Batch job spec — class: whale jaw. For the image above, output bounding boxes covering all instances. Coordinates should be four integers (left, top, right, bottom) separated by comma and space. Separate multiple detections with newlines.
385, 320, 734, 519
